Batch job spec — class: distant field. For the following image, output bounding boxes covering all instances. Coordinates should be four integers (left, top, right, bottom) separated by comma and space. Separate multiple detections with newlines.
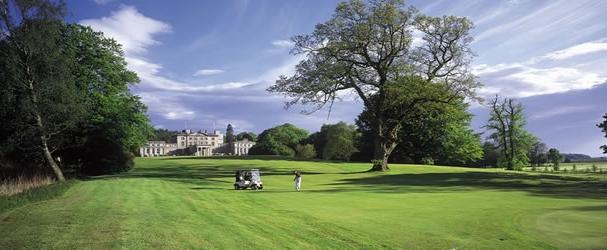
1, 156, 606, 249
524, 162, 607, 175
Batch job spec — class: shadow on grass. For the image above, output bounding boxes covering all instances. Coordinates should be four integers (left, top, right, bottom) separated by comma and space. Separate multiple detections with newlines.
92, 160, 334, 188
322, 171, 607, 200
104, 158, 607, 200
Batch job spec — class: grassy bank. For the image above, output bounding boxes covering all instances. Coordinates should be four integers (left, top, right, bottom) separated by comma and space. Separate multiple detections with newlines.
1, 157, 606, 249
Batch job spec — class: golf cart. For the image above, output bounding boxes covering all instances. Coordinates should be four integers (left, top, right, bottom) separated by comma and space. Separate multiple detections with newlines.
234, 169, 263, 190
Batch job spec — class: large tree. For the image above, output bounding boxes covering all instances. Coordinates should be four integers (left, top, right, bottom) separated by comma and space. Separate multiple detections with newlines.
485, 96, 535, 170
0, 0, 74, 180
268, 0, 480, 171
598, 113, 607, 154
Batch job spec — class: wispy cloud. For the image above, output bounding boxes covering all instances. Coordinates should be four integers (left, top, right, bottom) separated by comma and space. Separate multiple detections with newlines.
93, 0, 114, 5
271, 40, 294, 48
194, 69, 225, 76
543, 41, 607, 60
530, 105, 595, 120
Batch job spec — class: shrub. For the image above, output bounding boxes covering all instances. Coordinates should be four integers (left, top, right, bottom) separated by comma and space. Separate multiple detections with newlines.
553, 164, 559, 172
592, 164, 598, 172
572, 164, 577, 172
531, 166, 537, 171
295, 144, 316, 159
421, 157, 435, 165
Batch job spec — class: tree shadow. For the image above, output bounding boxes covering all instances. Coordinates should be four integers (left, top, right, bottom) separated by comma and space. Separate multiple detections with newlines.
324, 171, 607, 199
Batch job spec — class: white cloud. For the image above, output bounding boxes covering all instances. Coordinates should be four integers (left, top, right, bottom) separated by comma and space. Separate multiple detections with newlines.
475, 63, 606, 98
81, 6, 250, 95
508, 67, 606, 97
410, 29, 424, 48
543, 41, 607, 60
80, 5, 171, 56
530, 105, 595, 120
271, 40, 294, 48
473, 39, 607, 98
194, 69, 225, 76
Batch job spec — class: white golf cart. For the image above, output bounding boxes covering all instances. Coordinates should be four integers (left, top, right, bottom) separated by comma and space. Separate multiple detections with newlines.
234, 169, 263, 190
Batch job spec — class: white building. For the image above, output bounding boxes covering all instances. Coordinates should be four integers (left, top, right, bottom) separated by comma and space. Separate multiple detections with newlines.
232, 139, 255, 156
139, 127, 256, 157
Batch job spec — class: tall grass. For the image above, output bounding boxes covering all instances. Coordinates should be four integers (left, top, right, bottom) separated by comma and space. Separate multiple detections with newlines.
0, 175, 53, 196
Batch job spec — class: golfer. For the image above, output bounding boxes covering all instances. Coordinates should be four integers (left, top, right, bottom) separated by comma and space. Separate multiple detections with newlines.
293, 171, 302, 191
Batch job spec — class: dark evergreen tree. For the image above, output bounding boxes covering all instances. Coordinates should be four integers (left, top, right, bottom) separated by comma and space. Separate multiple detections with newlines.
226, 124, 235, 155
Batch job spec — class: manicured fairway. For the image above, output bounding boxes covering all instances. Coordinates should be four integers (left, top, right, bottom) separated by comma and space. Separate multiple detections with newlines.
1, 157, 606, 249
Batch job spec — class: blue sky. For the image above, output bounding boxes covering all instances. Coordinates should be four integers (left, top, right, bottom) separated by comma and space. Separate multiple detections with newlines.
65, 0, 607, 156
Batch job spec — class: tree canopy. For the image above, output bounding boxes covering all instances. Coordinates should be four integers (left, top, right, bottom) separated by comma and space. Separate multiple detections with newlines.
0, 0, 151, 177
236, 132, 257, 142
249, 124, 308, 157
268, 0, 480, 171
356, 100, 482, 166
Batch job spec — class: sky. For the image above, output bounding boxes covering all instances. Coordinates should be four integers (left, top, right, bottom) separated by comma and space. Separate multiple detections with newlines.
64, 0, 607, 156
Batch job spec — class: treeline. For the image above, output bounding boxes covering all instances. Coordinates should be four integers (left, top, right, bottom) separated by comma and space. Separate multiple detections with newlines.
249, 95, 587, 169
0, 0, 152, 180
249, 98, 484, 166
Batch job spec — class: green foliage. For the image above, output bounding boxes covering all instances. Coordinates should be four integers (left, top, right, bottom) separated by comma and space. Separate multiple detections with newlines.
249, 124, 308, 156
477, 141, 499, 167
307, 122, 359, 161
529, 141, 548, 167
58, 24, 152, 174
235, 132, 257, 141
356, 98, 482, 166
151, 129, 179, 143
598, 113, 607, 154
0, 16, 152, 176
547, 148, 563, 168
295, 144, 316, 159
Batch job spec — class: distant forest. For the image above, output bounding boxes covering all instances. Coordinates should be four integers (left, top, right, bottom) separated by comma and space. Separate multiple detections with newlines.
562, 153, 607, 162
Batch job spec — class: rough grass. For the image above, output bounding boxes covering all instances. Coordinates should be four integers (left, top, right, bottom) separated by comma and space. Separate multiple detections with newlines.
1, 157, 606, 249
0, 175, 54, 196
0, 180, 73, 214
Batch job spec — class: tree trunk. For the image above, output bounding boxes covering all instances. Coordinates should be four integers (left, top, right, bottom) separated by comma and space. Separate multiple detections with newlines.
41, 136, 65, 181
371, 133, 396, 171
26, 71, 66, 181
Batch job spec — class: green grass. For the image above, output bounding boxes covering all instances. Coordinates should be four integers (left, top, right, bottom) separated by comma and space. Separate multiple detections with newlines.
1, 157, 607, 249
